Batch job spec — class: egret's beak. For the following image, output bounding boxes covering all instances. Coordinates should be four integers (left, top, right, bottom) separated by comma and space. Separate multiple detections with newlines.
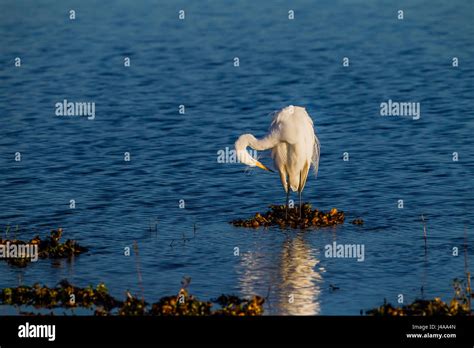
255, 161, 274, 172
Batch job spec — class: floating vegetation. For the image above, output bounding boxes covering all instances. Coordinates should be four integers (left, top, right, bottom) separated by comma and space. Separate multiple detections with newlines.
231, 203, 345, 229
118, 292, 147, 316
212, 294, 264, 316
150, 289, 212, 316
0, 280, 119, 311
366, 279, 473, 316
352, 218, 364, 225
0, 228, 88, 267
0, 280, 264, 316
366, 298, 469, 316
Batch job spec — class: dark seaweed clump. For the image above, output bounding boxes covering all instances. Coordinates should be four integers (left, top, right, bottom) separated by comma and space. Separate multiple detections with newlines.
0, 280, 118, 311
231, 203, 345, 229
0, 280, 264, 316
366, 279, 472, 316
0, 228, 88, 267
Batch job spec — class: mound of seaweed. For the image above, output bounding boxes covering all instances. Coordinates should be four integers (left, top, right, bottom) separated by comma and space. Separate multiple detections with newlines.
366, 280, 472, 316
366, 298, 470, 316
0, 280, 264, 316
1, 280, 118, 310
0, 228, 88, 267
231, 203, 345, 229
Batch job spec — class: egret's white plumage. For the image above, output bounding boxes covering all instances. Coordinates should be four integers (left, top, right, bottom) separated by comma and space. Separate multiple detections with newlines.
235, 105, 320, 216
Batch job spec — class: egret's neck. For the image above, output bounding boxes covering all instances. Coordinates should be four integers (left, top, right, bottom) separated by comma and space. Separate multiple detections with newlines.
235, 134, 258, 165
235, 132, 281, 166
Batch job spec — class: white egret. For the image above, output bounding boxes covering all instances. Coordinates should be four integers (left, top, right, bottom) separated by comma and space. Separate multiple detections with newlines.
235, 105, 320, 218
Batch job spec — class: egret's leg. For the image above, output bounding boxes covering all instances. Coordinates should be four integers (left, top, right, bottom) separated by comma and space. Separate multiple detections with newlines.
285, 184, 290, 220
299, 190, 303, 219
299, 172, 303, 219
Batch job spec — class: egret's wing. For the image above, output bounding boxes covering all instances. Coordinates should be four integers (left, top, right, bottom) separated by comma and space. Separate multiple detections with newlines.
312, 132, 321, 177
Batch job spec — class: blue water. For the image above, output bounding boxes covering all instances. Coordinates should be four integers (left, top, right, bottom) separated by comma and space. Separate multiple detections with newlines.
0, 0, 473, 315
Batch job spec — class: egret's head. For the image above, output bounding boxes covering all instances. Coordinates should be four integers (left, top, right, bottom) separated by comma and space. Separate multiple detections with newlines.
235, 134, 273, 172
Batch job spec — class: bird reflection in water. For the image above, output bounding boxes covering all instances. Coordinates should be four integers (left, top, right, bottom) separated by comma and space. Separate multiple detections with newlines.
238, 233, 323, 315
